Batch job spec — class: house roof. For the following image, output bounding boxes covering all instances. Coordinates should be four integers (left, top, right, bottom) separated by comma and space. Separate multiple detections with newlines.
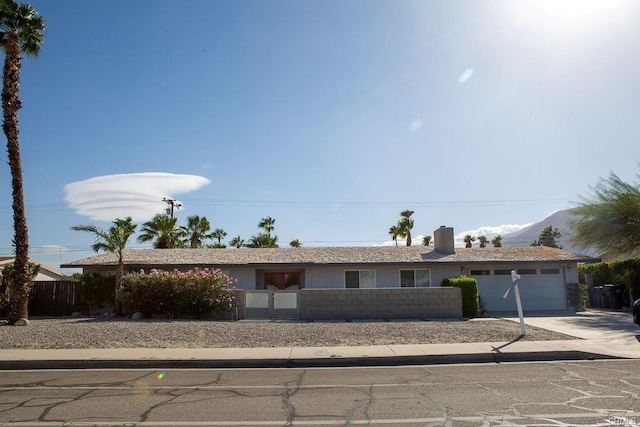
0, 257, 69, 280
61, 246, 596, 269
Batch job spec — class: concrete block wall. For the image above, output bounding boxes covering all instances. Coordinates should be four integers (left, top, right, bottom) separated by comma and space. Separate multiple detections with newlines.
298, 287, 462, 320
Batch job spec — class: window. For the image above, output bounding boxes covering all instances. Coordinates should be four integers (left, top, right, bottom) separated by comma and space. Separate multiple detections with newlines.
541, 268, 560, 274
264, 272, 301, 290
494, 270, 512, 275
344, 270, 376, 288
400, 269, 430, 287
518, 268, 537, 275
470, 270, 490, 276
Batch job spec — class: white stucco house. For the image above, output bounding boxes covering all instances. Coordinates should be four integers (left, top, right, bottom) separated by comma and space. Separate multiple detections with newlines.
61, 227, 595, 316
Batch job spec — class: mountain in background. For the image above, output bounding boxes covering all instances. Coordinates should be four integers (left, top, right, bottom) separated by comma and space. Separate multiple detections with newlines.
501, 209, 600, 257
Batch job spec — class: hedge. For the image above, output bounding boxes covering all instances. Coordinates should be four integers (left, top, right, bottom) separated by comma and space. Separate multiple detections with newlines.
120, 268, 236, 318
442, 276, 479, 317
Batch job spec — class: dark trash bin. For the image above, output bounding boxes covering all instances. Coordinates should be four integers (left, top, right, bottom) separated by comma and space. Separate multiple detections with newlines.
603, 284, 623, 310
633, 299, 640, 325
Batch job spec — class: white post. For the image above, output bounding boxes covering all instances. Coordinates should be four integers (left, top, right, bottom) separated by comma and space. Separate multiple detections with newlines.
513, 282, 527, 336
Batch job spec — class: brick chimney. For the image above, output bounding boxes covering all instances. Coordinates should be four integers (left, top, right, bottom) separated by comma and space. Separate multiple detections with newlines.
434, 226, 455, 254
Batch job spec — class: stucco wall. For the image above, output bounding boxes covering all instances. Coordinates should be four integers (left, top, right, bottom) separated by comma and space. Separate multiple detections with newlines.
298, 287, 462, 320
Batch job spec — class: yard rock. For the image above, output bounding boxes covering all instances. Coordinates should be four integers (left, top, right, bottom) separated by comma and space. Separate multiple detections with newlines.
131, 312, 143, 320
13, 318, 29, 326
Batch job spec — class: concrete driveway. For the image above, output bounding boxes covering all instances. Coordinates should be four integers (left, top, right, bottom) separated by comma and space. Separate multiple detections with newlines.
503, 310, 639, 340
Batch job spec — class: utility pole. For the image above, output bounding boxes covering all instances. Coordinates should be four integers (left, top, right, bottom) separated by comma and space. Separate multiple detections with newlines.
162, 198, 182, 219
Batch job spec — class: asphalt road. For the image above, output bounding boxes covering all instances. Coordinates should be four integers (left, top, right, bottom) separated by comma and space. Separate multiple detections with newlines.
1, 361, 640, 426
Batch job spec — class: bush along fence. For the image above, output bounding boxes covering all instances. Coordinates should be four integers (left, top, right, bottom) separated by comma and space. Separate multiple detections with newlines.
120, 268, 236, 319
441, 276, 479, 318
579, 258, 640, 309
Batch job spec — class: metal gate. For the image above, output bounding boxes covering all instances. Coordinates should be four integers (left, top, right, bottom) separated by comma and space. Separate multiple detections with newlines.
244, 290, 299, 320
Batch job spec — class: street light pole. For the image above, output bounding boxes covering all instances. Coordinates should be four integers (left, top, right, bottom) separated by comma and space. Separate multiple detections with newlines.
162, 198, 182, 219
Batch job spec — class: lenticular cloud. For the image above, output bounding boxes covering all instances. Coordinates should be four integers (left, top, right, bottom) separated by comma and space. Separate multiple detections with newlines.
64, 172, 210, 222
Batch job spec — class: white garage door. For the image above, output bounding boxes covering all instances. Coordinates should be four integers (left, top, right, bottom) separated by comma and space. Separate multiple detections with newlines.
472, 268, 567, 313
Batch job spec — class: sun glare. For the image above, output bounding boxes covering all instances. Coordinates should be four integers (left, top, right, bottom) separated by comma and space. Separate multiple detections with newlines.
512, 0, 629, 33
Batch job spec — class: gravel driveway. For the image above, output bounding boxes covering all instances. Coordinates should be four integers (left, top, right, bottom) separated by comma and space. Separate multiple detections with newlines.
0, 317, 577, 349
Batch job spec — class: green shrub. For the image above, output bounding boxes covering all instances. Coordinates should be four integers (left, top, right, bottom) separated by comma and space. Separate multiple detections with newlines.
442, 275, 479, 317
579, 258, 640, 306
120, 268, 236, 319
77, 273, 116, 314
0, 262, 41, 317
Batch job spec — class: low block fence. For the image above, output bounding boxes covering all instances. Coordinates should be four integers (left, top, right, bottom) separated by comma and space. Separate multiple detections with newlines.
236, 287, 463, 320
297, 287, 462, 320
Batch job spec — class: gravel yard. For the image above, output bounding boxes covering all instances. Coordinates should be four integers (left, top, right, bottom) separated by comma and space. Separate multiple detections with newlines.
0, 317, 577, 349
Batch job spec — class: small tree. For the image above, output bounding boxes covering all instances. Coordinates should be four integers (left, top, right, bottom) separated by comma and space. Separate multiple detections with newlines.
533, 226, 562, 248
492, 235, 503, 248
71, 217, 137, 315
389, 225, 402, 247
477, 236, 488, 248
289, 239, 302, 248
464, 234, 475, 248
421, 235, 432, 246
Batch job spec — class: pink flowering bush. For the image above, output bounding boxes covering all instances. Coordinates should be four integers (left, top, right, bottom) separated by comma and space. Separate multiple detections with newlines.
120, 268, 236, 318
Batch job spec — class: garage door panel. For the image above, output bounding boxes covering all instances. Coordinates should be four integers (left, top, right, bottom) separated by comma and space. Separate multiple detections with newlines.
474, 271, 566, 313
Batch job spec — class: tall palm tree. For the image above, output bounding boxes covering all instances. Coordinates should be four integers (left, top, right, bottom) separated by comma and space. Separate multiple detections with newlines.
71, 217, 137, 315
477, 235, 488, 248
492, 235, 503, 248
138, 214, 184, 249
289, 239, 302, 248
210, 228, 227, 248
464, 234, 475, 248
229, 235, 244, 248
259, 216, 276, 236
180, 215, 213, 248
398, 210, 414, 246
0, 0, 44, 324
421, 235, 432, 246
389, 225, 402, 247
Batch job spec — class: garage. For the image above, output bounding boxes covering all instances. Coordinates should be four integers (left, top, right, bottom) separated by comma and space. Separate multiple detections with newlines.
471, 267, 567, 313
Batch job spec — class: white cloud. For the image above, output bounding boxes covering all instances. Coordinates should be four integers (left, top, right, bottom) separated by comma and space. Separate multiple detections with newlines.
454, 224, 531, 247
64, 172, 210, 222
32, 245, 69, 254
375, 225, 532, 248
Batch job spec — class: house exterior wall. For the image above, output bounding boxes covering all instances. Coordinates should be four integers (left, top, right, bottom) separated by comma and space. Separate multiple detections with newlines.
226, 269, 256, 290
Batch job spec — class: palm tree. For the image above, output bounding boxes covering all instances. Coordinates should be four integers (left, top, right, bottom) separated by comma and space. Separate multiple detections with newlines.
229, 235, 244, 248
246, 232, 278, 248
571, 171, 640, 257
71, 217, 137, 315
421, 235, 432, 246
389, 225, 402, 247
289, 239, 302, 248
464, 234, 475, 248
0, 0, 44, 324
398, 210, 414, 246
536, 226, 562, 248
258, 216, 276, 236
477, 235, 489, 248
211, 228, 227, 248
492, 235, 503, 248
180, 215, 213, 248
138, 214, 184, 249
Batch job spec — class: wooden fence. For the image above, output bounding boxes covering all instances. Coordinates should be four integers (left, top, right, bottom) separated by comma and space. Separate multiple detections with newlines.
29, 281, 80, 316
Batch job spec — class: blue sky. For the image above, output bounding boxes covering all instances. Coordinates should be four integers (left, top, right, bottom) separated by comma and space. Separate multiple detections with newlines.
0, 0, 639, 272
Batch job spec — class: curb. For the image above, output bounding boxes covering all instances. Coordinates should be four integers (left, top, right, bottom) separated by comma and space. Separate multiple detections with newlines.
0, 351, 623, 370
